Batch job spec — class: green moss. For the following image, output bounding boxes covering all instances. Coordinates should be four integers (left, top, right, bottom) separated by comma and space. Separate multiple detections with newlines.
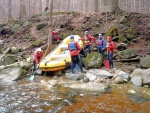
36, 23, 48, 30
106, 26, 118, 37
118, 34, 124, 42
32, 39, 43, 47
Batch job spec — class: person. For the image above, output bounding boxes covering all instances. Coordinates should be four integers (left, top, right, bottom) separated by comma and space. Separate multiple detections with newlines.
82, 31, 95, 54
52, 29, 60, 42
68, 35, 86, 73
33, 48, 44, 71
106, 36, 115, 69
96, 33, 106, 57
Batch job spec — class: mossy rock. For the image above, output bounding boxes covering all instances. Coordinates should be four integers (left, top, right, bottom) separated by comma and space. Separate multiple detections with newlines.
32, 39, 43, 47
11, 24, 22, 32
106, 26, 119, 37
117, 49, 136, 59
0, 54, 16, 66
83, 52, 103, 69
36, 23, 48, 30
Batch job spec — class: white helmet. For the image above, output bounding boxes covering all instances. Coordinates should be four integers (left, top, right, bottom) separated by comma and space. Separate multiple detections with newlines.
55, 29, 59, 32
37, 48, 42, 52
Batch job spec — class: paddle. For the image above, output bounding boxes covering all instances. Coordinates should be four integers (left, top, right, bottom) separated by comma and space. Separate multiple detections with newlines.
29, 68, 37, 81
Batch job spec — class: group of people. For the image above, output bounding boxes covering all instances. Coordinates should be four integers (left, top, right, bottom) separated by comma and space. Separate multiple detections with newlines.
68, 31, 115, 73
33, 29, 115, 74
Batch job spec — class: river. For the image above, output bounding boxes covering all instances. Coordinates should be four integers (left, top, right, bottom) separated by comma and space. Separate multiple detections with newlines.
0, 75, 150, 113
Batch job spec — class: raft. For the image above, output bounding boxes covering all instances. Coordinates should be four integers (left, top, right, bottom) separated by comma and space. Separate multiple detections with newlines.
39, 35, 83, 72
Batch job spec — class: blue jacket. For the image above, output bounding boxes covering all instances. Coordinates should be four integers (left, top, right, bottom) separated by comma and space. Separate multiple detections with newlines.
68, 42, 77, 50
96, 38, 106, 49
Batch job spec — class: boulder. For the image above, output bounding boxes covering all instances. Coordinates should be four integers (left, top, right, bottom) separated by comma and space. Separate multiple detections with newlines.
65, 73, 85, 81
118, 71, 130, 82
69, 83, 110, 93
114, 76, 124, 84
117, 49, 136, 59
36, 23, 48, 30
131, 76, 142, 87
11, 47, 19, 54
0, 54, 16, 66
88, 69, 112, 78
140, 56, 150, 68
0, 67, 24, 82
116, 43, 127, 51
32, 39, 43, 47
130, 68, 150, 85
83, 52, 103, 69
85, 72, 97, 82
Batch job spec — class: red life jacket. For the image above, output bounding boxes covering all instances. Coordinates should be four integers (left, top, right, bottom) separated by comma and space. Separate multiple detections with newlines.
97, 39, 102, 46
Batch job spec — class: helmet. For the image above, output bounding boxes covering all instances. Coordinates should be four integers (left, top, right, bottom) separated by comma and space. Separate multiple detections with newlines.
37, 48, 42, 52
55, 29, 59, 32
99, 34, 102, 36
70, 35, 74, 39
107, 36, 112, 40
85, 31, 88, 33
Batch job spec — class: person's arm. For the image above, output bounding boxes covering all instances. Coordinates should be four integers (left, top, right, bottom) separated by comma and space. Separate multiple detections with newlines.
34, 53, 39, 64
75, 42, 81, 51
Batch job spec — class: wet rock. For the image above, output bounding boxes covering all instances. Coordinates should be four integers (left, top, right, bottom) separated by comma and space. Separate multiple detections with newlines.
130, 68, 150, 85
117, 49, 136, 59
65, 73, 85, 81
69, 83, 110, 93
0, 67, 23, 82
131, 76, 142, 87
140, 56, 150, 68
127, 90, 149, 103
116, 43, 127, 51
118, 71, 130, 82
85, 72, 97, 82
83, 52, 103, 69
114, 76, 124, 84
88, 69, 113, 78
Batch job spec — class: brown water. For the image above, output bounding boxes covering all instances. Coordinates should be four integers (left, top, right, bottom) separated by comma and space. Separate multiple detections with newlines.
0, 76, 150, 113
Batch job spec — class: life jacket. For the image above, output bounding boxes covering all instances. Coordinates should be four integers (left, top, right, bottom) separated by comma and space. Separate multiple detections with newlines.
52, 31, 58, 39
97, 39, 102, 46
69, 42, 77, 50
84, 36, 91, 44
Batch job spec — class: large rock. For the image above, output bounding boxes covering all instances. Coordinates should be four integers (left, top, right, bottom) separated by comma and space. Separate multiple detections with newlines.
0, 54, 16, 66
117, 49, 136, 59
88, 69, 112, 78
116, 43, 127, 51
65, 73, 85, 81
131, 76, 142, 87
0, 67, 24, 82
130, 68, 150, 85
69, 83, 110, 93
140, 56, 150, 68
83, 52, 103, 69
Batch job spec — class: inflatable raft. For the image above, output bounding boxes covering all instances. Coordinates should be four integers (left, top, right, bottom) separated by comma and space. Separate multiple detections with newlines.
39, 35, 83, 72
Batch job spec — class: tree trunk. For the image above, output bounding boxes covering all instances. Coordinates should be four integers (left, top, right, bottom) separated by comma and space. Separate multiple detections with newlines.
20, 0, 26, 18
8, 0, 12, 19
112, 0, 122, 14
45, 0, 53, 56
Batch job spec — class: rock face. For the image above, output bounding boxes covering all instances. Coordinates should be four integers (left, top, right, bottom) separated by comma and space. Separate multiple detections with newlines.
117, 49, 136, 59
116, 43, 127, 51
83, 52, 103, 69
130, 68, 150, 85
140, 56, 150, 68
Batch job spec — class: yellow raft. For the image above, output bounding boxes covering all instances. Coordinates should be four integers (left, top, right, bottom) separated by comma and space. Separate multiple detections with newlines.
39, 35, 83, 72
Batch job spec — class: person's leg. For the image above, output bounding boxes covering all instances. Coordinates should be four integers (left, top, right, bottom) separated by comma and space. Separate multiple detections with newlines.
71, 56, 76, 73
88, 45, 92, 53
33, 60, 36, 71
76, 55, 85, 73
108, 52, 113, 69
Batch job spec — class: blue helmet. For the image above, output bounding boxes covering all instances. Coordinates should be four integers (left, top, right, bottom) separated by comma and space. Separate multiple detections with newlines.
70, 35, 74, 39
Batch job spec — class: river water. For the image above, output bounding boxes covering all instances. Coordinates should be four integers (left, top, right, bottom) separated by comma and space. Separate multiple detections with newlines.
0, 75, 150, 113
